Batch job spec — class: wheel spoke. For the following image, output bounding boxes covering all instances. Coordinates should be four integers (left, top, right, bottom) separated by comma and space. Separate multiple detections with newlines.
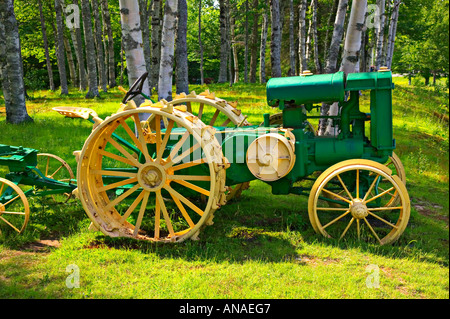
133, 190, 150, 236
209, 109, 220, 126
2, 194, 21, 207
98, 149, 141, 168
363, 217, 382, 244
365, 186, 395, 204
197, 103, 204, 120
104, 184, 141, 212
172, 179, 211, 196
169, 191, 195, 228
133, 114, 152, 163
0, 215, 21, 233
119, 189, 146, 223
106, 136, 142, 166
156, 120, 174, 163
316, 207, 350, 212
362, 174, 380, 201
340, 217, 355, 239
171, 158, 207, 171
356, 169, 359, 198
1, 211, 26, 215
322, 210, 351, 230
164, 185, 204, 217
119, 118, 145, 154
321, 188, 352, 204
156, 191, 175, 238
166, 131, 190, 166
168, 175, 211, 182
367, 211, 399, 229
336, 174, 354, 201
92, 169, 137, 178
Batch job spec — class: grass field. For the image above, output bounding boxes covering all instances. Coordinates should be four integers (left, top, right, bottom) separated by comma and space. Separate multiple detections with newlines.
0, 76, 448, 299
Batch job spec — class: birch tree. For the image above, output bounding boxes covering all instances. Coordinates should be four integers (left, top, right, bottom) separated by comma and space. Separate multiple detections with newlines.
100, 0, 116, 88
80, 0, 99, 98
198, 0, 204, 85
270, 0, 282, 78
38, 0, 54, 91
386, 0, 401, 69
218, 0, 229, 83
0, 0, 32, 123
325, 0, 367, 136
176, 0, 189, 94
324, 0, 349, 74
375, 0, 386, 69
259, 11, 268, 83
139, 0, 151, 90
120, 0, 150, 104
158, 0, 178, 101
67, 0, 87, 91
288, 0, 296, 76
150, 0, 162, 91
92, 0, 107, 92
311, 0, 321, 73
298, 0, 308, 74
54, 0, 68, 95
249, 0, 259, 83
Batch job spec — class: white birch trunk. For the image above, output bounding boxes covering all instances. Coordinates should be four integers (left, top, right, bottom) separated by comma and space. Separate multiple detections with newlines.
150, 0, 162, 91
326, 0, 367, 136
119, 0, 150, 103
298, 0, 308, 73
259, 12, 268, 83
311, 0, 321, 73
158, 0, 178, 101
386, 0, 400, 69
374, 0, 385, 69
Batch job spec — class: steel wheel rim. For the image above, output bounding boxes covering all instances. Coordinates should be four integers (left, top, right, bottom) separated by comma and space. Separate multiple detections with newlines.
0, 178, 30, 235
309, 161, 410, 245
77, 107, 225, 242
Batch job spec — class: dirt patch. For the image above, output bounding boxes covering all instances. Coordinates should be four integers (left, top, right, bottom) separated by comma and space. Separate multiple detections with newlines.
293, 254, 340, 267
413, 198, 448, 224
22, 239, 61, 252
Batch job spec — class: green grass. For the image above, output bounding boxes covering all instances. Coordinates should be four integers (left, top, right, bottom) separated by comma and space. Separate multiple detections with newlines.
0, 78, 448, 299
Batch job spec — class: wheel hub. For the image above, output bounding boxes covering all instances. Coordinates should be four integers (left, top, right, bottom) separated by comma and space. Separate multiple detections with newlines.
138, 163, 166, 191
350, 199, 368, 219
0, 203, 4, 215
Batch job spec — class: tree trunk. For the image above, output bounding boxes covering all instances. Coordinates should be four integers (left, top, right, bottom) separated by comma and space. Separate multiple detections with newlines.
218, 0, 229, 83
311, 0, 321, 73
244, 0, 249, 82
323, 0, 339, 62
80, 0, 99, 98
91, 0, 107, 92
270, 0, 282, 78
63, 33, 78, 87
386, 0, 400, 69
158, 0, 178, 101
249, 0, 259, 83
230, 16, 239, 83
324, 0, 349, 74
54, 0, 69, 95
259, 11, 268, 83
38, 0, 55, 91
176, 0, 189, 94
374, 0, 385, 69
150, 0, 162, 91
139, 0, 151, 90
326, 0, 367, 136
101, 0, 116, 88
68, 0, 88, 91
340, 0, 367, 75
0, 0, 32, 123
198, 0, 204, 85
298, 0, 308, 74
120, 0, 150, 104
288, 0, 296, 76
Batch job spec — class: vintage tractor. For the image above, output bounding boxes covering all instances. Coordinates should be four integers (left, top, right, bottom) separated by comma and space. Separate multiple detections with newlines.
1, 69, 409, 245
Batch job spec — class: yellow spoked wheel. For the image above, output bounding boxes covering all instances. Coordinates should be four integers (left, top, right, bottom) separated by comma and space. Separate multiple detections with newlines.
0, 178, 30, 235
260, 112, 317, 136
381, 152, 406, 207
76, 106, 227, 242
162, 92, 250, 201
308, 159, 410, 245
36, 153, 75, 203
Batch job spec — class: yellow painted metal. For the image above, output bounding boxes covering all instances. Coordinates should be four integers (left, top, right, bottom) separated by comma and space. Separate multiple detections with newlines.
308, 159, 410, 245
246, 133, 296, 182
0, 177, 30, 234
36, 153, 75, 203
168, 92, 251, 201
75, 105, 227, 242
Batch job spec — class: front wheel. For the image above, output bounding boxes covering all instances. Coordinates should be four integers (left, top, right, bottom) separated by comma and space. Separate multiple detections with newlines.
308, 159, 410, 245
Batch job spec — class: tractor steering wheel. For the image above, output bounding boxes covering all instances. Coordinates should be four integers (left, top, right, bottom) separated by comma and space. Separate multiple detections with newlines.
122, 72, 148, 104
